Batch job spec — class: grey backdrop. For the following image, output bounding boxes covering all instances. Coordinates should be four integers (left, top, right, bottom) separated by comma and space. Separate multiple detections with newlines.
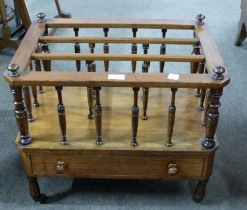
0, 0, 247, 209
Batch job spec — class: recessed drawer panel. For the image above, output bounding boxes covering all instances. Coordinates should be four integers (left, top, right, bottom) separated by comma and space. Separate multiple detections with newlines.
31, 154, 205, 179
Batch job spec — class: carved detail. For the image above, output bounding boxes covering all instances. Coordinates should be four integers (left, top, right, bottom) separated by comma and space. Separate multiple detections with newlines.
11, 86, 32, 145
202, 89, 223, 149
55, 86, 68, 145
166, 88, 177, 147
131, 87, 140, 146
95, 87, 103, 145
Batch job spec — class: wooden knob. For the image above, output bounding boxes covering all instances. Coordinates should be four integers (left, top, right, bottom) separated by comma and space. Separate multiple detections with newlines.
168, 164, 178, 176
8, 63, 20, 77
212, 65, 225, 80
196, 14, 205, 25
56, 160, 65, 173
37, 12, 46, 23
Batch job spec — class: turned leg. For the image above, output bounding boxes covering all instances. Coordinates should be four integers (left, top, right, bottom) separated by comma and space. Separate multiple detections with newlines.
28, 177, 47, 203
234, 22, 247, 46
23, 86, 35, 122
193, 179, 209, 203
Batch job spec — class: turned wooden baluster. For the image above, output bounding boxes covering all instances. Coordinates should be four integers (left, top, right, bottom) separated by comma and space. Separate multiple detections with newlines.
37, 13, 51, 74
87, 63, 95, 119
89, 42, 95, 61
131, 28, 138, 72
8, 63, 32, 145
55, 86, 68, 145
166, 88, 177, 147
195, 61, 205, 97
143, 43, 149, 65
202, 90, 209, 126
131, 87, 140, 146
142, 63, 150, 120
35, 44, 44, 94
160, 29, 167, 73
28, 177, 46, 203
23, 87, 35, 122
190, 45, 200, 74
74, 27, 81, 72
202, 65, 225, 149
103, 28, 109, 72
29, 61, 39, 107
94, 87, 103, 145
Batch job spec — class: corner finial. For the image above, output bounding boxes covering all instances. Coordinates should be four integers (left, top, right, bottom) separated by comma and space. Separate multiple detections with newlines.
8, 63, 20, 77
212, 65, 225, 80
37, 12, 46, 23
196, 14, 205, 25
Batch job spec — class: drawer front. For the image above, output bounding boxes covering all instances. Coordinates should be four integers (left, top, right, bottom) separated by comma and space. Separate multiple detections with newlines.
31, 154, 205, 179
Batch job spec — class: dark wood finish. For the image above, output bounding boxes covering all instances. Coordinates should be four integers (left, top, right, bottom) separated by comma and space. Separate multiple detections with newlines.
54, 0, 71, 18
95, 87, 103, 145
201, 89, 222, 149
103, 28, 109, 72
55, 86, 68, 145
195, 61, 205, 97
199, 89, 206, 111
160, 29, 167, 73
74, 28, 81, 72
87, 63, 95, 119
142, 63, 150, 120
190, 46, 200, 74
202, 90, 209, 126
131, 28, 138, 72
23, 86, 35, 122
234, 0, 247, 46
131, 87, 140, 146
34, 45, 44, 94
193, 179, 208, 203
31, 86, 40, 107
11, 86, 31, 145
166, 88, 177, 147
28, 177, 47, 203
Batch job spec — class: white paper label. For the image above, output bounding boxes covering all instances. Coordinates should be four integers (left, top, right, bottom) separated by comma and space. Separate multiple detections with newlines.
108, 74, 125, 80
168, 74, 179, 80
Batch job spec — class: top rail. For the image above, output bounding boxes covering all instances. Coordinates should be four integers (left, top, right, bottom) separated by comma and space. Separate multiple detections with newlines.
46, 18, 195, 30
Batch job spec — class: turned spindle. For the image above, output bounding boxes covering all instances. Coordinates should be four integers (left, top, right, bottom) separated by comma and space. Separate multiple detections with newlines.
201, 88, 223, 149
193, 179, 209, 203
131, 87, 140, 147
10, 85, 32, 145
131, 28, 138, 72
199, 89, 206, 111
55, 86, 68, 145
195, 61, 205, 97
160, 29, 167, 73
74, 28, 81, 72
166, 88, 177, 147
23, 87, 35, 122
31, 86, 40, 107
41, 43, 51, 72
94, 87, 103, 145
202, 90, 209, 126
34, 44, 44, 94
87, 63, 95, 119
190, 46, 200, 74
142, 63, 150, 120
103, 28, 109, 72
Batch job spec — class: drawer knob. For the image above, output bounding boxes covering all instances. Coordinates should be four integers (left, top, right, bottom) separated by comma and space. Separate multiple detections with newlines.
168, 164, 178, 176
56, 160, 65, 173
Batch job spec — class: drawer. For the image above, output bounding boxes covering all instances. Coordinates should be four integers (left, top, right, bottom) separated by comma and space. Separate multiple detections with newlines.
30, 154, 205, 179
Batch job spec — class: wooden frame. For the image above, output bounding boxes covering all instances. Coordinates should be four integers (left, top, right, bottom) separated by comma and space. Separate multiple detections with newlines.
3, 14, 230, 204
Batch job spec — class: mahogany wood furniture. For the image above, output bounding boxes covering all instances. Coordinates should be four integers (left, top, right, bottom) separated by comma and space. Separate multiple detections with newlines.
3, 14, 230, 203
235, 0, 247, 45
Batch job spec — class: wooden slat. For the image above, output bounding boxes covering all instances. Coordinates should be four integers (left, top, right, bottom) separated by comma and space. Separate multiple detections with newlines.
195, 24, 230, 80
4, 72, 226, 88
39, 36, 200, 45
31, 53, 205, 62
46, 18, 195, 29
8, 23, 45, 72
